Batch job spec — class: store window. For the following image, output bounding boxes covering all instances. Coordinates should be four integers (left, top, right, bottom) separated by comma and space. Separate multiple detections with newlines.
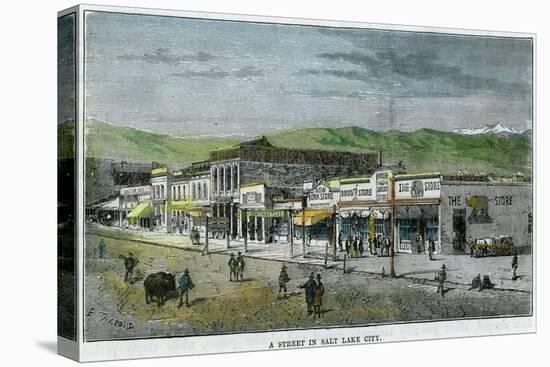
375, 219, 385, 235
425, 218, 439, 241
340, 217, 351, 236
399, 219, 414, 241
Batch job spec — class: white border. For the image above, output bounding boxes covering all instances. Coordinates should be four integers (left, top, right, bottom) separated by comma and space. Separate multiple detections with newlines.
58, 4, 536, 362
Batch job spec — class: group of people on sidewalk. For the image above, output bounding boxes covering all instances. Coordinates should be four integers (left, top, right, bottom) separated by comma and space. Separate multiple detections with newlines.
338, 233, 392, 258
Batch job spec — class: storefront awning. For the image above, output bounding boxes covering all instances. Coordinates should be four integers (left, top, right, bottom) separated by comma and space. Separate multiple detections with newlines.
340, 208, 390, 219
170, 199, 194, 211
100, 196, 120, 210
293, 209, 332, 226
188, 208, 209, 217
395, 204, 439, 219
127, 202, 151, 221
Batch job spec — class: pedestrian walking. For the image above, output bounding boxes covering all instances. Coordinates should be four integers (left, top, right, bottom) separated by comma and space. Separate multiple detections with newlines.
345, 235, 351, 255
358, 236, 364, 257
299, 272, 316, 315
415, 232, 423, 254
278, 264, 291, 298
236, 251, 245, 281
178, 268, 195, 307
376, 235, 382, 257
428, 239, 435, 260
511, 251, 519, 280
119, 252, 139, 283
314, 274, 325, 318
338, 232, 343, 252
435, 264, 447, 297
98, 238, 106, 258
352, 237, 358, 258
228, 253, 237, 281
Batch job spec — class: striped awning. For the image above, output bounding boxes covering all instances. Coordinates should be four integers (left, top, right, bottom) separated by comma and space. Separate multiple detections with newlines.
127, 201, 151, 221
293, 209, 332, 226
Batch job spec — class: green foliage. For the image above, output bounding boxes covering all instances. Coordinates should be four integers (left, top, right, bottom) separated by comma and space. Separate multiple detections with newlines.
60, 120, 531, 176
81, 120, 241, 168
267, 126, 531, 176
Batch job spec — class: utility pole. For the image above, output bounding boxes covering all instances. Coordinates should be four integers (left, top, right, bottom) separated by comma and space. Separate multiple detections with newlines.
289, 210, 294, 258
390, 174, 397, 278
302, 195, 307, 258
203, 215, 209, 255
243, 209, 248, 253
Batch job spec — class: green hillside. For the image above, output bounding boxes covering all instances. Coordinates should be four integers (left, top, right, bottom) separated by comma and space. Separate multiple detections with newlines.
58, 121, 531, 176
59, 119, 241, 168
268, 126, 531, 175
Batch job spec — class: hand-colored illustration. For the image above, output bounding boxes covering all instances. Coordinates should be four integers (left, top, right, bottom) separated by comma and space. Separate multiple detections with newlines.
58, 10, 533, 342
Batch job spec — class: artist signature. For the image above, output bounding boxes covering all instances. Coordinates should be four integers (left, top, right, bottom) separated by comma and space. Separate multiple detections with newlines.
86, 307, 135, 330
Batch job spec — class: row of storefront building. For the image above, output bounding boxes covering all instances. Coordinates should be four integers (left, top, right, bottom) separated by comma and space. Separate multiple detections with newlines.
88, 137, 532, 256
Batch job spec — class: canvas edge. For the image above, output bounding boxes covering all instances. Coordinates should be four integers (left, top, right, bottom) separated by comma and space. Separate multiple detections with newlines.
56, 3, 537, 362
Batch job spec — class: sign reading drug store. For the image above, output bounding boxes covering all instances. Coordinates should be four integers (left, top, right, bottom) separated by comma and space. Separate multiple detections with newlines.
395, 176, 441, 200
340, 182, 375, 202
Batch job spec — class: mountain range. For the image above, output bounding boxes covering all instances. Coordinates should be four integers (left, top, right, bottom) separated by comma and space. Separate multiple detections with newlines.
58, 119, 532, 176
453, 121, 529, 136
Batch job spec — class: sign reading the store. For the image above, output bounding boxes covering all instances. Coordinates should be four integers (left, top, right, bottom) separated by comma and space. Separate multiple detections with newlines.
340, 182, 374, 202
396, 177, 441, 199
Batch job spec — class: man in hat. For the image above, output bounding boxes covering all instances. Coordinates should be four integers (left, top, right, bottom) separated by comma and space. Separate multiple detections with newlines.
236, 251, 245, 282
436, 264, 447, 297
278, 264, 291, 298
299, 272, 316, 315
314, 274, 325, 318
511, 251, 519, 280
178, 268, 195, 307
119, 252, 139, 283
98, 238, 106, 258
228, 253, 237, 281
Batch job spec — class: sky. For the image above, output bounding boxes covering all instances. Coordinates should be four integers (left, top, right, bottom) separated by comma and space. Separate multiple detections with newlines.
59, 11, 533, 137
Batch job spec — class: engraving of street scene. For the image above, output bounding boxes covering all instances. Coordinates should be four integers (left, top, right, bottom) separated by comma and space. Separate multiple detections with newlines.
70, 11, 533, 341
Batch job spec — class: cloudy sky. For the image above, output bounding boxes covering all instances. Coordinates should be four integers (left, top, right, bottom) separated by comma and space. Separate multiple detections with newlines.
64, 11, 533, 137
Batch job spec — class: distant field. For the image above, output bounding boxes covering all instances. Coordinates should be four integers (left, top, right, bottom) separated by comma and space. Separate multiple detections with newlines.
58, 120, 531, 175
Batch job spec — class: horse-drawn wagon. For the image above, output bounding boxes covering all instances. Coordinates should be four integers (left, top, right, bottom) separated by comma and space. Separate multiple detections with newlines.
468, 236, 514, 257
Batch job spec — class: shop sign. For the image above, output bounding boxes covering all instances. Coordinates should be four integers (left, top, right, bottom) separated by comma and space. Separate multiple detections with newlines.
120, 185, 151, 196
243, 191, 262, 204
395, 177, 441, 199
247, 209, 288, 218
340, 182, 374, 202
308, 184, 337, 205
375, 171, 390, 202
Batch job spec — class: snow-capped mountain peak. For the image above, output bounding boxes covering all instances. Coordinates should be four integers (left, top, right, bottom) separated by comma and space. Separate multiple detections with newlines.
453, 121, 524, 135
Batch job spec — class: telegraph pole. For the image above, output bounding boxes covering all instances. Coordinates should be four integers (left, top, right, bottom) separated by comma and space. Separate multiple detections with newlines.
243, 209, 248, 253
390, 175, 397, 278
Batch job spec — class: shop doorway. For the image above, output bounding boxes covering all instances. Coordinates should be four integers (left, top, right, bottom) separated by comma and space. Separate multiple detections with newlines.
452, 209, 466, 250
